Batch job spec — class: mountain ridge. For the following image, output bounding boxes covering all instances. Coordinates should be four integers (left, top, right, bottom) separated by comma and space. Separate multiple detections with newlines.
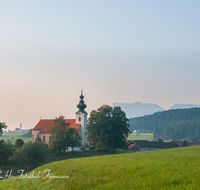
112, 102, 200, 119
169, 104, 200, 110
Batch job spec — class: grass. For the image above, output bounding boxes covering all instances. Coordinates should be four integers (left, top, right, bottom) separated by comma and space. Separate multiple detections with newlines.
2, 131, 27, 136
0, 136, 32, 144
1, 146, 200, 189
46, 149, 130, 164
128, 133, 154, 141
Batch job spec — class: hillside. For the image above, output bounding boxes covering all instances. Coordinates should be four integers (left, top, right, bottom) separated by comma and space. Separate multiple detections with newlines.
112, 102, 165, 118
1, 146, 200, 189
169, 104, 200, 110
112, 102, 200, 119
129, 107, 200, 133
154, 120, 200, 140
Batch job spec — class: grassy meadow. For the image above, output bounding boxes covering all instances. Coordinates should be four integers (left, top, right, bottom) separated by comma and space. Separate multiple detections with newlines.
128, 132, 154, 141
0, 131, 31, 144
0, 136, 32, 144
1, 146, 200, 189
46, 149, 130, 164
2, 131, 27, 136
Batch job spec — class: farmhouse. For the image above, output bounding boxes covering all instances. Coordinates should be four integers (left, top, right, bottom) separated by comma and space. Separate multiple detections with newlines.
127, 140, 170, 152
127, 140, 141, 152
32, 91, 88, 145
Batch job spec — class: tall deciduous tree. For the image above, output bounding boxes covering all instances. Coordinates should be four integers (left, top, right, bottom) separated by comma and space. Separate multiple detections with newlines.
64, 128, 82, 151
49, 116, 82, 153
49, 116, 70, 154
86, 105, 130, 151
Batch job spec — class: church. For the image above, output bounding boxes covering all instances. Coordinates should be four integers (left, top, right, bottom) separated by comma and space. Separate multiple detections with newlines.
32, 91, 88, 146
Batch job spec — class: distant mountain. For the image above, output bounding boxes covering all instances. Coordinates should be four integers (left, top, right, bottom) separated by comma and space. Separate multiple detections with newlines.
112, 102, 200, 119
169, 104, 200, 110
112, 102, 165, 119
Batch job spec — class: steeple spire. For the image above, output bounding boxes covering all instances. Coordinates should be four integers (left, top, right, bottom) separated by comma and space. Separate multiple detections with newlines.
76, 89, 87, 113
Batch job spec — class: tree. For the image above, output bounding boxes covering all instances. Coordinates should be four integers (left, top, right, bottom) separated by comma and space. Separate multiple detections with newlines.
83, 143, 89, 149
0, 140, 13, 165
182, 140, 188, 147
86, 105, 130, 151
0, 122, 7, 135
35, 137, 42, 142
172, 141, 178, 148
64, 128, 82, 151
22, 129, 32, 137
142, 129, 147, 133
169, 141, 173, 148
188, 136, 199, 143
136, 131, 140, 135
49, 116, 82, 153
49, 116, 70, 154
13, 140, 48, 171
13, 139, 25, 151
157, 139, 163, 142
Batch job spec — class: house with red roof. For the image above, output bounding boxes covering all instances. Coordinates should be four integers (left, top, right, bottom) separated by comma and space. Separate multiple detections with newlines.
32, 91, 88, 146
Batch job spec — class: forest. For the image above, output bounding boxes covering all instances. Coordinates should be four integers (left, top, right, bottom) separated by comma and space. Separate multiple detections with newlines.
153, 121, 200, 140
129, 108, 200, 140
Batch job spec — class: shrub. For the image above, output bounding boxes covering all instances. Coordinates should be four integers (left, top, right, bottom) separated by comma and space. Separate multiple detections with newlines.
0, 140, 13, 165
83, 143, 89, 149
0, 149, 9, 165
13, 140, 48, 171
35, 137, 42, 142
13, 139, 24, 151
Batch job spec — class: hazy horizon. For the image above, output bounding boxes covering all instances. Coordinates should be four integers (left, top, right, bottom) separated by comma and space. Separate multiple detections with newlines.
1, 1, 200, 130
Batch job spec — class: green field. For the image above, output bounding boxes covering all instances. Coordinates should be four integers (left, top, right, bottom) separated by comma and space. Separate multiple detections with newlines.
46, 149, 130, 164
0, 131, 31, 144
128, 133, 154, 141
0, 136, 31, 144
1, 146, 200, 189
2, 131, 27, 136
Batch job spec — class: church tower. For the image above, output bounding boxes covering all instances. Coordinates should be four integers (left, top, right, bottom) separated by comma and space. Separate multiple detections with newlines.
75, 90, 88, 145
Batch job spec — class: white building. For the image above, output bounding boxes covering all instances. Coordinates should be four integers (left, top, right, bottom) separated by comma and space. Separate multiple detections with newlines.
32, 91, 88, 145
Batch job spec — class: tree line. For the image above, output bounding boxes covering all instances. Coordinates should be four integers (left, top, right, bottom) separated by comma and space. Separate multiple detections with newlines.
154, 120, 200, 140
0, 116, 82, 174
129, 108, 200, 130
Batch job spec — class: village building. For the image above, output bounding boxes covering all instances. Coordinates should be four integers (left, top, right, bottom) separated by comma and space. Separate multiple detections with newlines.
32, 91, 88, 146
127, 140, 171, 152
15, 123, 23, 132
127, 140, 141, 152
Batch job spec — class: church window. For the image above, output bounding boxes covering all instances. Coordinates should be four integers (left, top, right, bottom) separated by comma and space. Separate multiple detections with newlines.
79, 117, 81, 121
38, 134, 39, 138
32, 134, 34, 141
43, 136, 45, 143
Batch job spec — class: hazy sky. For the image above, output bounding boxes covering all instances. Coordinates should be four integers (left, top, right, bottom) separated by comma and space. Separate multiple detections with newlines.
1, 1, 200, 130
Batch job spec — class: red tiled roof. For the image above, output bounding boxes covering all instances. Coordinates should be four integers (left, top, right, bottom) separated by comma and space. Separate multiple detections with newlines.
33, 119, 80, 134
127, 141, 141, 148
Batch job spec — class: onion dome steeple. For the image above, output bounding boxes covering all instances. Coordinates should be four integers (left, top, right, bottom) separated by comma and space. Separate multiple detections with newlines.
76, 90, 87, 113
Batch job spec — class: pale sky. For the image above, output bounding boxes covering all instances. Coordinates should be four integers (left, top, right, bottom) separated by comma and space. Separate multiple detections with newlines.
1, 1, 200, 130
